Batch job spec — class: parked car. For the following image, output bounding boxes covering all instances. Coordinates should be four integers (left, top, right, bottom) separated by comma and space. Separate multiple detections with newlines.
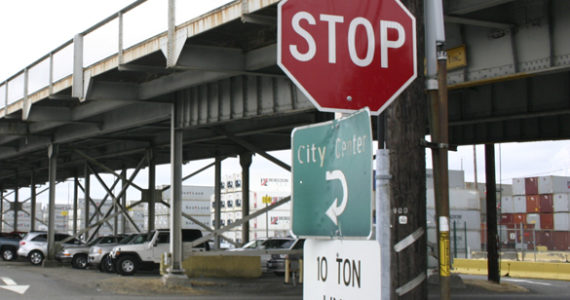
230, 238, 293, 272
109, 229, 209, 276
266, 238, 305, 275
0, 233, 21, 261
0, 231, 27, 240
89, 233, 139, 272
57, 234, 125, 269
17, 232, 83, 265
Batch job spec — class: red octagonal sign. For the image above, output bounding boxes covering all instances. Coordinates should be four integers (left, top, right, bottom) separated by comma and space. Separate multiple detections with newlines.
278, 0, 417, 115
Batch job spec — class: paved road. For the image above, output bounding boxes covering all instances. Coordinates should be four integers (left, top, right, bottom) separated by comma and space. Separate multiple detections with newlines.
1, 259, 568, 299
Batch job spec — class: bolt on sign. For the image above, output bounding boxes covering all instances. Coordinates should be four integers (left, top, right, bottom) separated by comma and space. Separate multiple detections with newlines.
278, 0, 417, 115
292, 108, 373, 238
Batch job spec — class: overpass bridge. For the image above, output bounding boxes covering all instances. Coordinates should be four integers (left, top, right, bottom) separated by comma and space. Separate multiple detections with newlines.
0, 0, 569, 276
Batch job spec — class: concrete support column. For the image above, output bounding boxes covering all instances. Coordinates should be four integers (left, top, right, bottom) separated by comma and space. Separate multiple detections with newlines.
84, 163, 90, 240
240, 153, 252, 245
214, 157, 222, 249
31, 172, 37, 232
45, 144, 58, 265
148, 151, 156, 233
168, 104, 184, 275
73, 173, 78, 236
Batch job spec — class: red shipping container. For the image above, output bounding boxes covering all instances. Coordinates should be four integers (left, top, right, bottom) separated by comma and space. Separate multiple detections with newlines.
500, 214, 513, 225
552, 231, 569, 251
525, 177, 539, 195
526, 195, 540, 213
517, 230, 536, 249
536, 231, 554, 250
512, 213, 527, 224
540, 213, 554, 229
539, 194, 554, 213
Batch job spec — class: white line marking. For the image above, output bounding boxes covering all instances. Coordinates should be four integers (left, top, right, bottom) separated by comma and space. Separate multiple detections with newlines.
0, 277, 16, 286
504, 278, 552, 286
0, 277, 30, 294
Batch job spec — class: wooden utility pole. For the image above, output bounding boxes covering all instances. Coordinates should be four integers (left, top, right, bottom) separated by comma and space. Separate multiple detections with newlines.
385, 0, 427, 298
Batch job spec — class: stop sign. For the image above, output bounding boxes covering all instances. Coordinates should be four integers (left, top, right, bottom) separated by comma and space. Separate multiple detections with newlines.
278, 0, 417, 115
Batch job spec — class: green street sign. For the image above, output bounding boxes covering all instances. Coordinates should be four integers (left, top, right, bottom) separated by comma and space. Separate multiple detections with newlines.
292, 108, 373, 238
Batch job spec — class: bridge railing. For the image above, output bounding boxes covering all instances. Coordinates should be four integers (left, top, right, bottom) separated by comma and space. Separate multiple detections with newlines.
0, 0, 235, 114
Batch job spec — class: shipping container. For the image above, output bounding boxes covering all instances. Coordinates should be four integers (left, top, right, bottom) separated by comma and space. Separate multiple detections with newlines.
500, 196, 514, 213
426, 169, 465, 189
526, 213, 541, 228
553, 212, 570, 231
552, 231, 570, 251
512, 178, 526, 196
427, 209, 481, 230
506, 223, 535, 229
553, 193, 570, 212
512, 213, 527, 224
525, 177, 539, 195
513, 196, 527, 213
538, 176, 570, 194
500, 214, 514, 225
540, 213, 554, 230
539, 194, 554, 213
535, 231, 553, 250
426, 188, 480, 210
526, 195, 540, 213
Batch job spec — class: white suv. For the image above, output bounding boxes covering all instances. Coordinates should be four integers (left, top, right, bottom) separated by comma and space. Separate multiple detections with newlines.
109, 229, 208, 276
17, 232, 83, 265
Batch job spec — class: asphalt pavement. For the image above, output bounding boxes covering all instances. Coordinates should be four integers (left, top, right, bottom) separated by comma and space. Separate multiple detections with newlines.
1, 259, 568, 299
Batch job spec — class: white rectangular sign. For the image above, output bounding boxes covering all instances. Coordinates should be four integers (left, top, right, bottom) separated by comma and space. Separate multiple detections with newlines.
304, 239, 380, 299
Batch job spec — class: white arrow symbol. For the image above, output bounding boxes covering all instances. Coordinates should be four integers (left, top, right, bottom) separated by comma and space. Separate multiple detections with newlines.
325, 170, 348, 225
0, 277, 29, 295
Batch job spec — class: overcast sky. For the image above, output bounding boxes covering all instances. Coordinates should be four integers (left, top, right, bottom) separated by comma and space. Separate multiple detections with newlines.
1, 0, 570, 206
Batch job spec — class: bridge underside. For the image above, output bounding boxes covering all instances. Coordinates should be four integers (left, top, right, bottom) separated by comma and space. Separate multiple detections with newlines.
0, 0, 569, 189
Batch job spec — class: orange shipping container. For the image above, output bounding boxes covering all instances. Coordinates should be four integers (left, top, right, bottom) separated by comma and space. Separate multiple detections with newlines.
526, 195, 540, 213
540, 213, 554, 230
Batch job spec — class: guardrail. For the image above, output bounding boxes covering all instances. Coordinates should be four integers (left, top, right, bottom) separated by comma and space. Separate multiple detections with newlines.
0, 0, 240, 115
0, 1, 148, 112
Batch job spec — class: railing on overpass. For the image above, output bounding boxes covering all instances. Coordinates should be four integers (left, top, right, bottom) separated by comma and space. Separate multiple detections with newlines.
0, 0, 241, 113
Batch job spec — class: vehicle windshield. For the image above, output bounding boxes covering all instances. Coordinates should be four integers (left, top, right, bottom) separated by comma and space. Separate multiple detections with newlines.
118, 234, 136, 244
263, 239, 292, 249
240, 239, 263, 249
87, 236, 104, 246
280, 239, 295, 249
128, 234, 148, 244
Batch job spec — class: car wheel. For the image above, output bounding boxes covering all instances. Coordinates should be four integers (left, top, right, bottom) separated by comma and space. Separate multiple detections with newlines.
1, 247, 16, 261
99, 255, 115, 273
28, 250, 44, 265
116, 256, 137, 276
72, 254, 88, 269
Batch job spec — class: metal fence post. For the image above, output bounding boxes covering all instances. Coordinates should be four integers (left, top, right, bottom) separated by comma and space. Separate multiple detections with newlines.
464, 221, 468, 259
453, 221, 457, 258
